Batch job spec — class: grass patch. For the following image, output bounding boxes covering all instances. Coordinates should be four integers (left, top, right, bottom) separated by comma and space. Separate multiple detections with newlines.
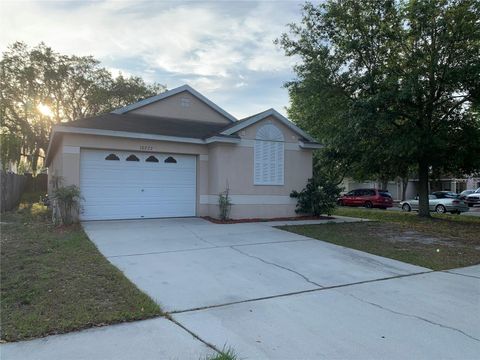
278, 207, 480, 270
334, 206, 480, 225
204, 347, 238, 360
1, 201, 161, 342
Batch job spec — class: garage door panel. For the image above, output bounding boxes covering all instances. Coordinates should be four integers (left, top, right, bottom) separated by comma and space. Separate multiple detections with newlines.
82, 191, 196, 203
80, 149, 196, 220
81, 186, 196, 197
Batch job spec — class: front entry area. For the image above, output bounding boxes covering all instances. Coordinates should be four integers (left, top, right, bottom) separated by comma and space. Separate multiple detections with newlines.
79, 149, 196, 220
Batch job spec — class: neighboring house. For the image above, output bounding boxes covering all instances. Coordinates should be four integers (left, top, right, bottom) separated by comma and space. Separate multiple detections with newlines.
45, 85, 321, 221
341, 176, 480, 201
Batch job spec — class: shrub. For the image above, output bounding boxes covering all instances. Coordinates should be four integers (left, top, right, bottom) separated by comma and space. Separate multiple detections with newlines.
218, 187, 232, 220
290, 177, 341, 216
52, 185, 82, 225
17, 202, 50, 222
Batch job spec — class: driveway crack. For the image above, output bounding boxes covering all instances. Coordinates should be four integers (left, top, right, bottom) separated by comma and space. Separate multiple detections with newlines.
231, 246, 323, 288
182, 226, 218, 247
347, 293, 480, 343
169, 270, 434, 315
164, 314, 223, 355
444, 270, 480, 280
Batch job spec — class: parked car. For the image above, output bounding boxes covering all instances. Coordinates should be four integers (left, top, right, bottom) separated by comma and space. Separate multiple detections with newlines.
400, 193, 469, 214
465, 187, 480, 207
431, 191, 460, 199
459, 189, 476, 200
337, 189, 393, 209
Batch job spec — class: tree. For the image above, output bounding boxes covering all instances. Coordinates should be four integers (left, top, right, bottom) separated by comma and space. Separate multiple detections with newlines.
0, 42, 165, 172
277, 0, 480, 216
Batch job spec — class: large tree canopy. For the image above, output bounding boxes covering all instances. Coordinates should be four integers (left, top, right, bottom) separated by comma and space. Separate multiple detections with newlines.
278, 0, 480, 216
0, 42, 165, 172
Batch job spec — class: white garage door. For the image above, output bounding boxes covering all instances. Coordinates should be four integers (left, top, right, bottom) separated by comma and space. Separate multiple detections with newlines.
80, 149, 196, 220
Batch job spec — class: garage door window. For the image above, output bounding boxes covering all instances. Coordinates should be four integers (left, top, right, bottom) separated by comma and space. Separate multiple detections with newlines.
105, 153, 120, 161
126, 154, 140, 161
165, 156, 177, 164
146, 155, 159, 163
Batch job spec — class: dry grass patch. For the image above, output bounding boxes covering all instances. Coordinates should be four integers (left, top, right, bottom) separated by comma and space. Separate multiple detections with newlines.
279, 207, 480, 270
1, 202, 161, 342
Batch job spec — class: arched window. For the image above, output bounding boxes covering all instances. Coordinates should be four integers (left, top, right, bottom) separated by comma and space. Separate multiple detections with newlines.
164, 156, 177, 164
105, 153, 120, 161
254, 124, 284, 185
145, 155, 159, 163
126, 154, 140, 161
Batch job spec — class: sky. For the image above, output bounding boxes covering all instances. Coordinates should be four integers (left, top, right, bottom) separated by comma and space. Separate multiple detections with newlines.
0, 0, 311, 119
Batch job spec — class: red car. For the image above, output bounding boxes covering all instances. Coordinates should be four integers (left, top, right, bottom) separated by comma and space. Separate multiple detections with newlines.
337, 189, 393, 209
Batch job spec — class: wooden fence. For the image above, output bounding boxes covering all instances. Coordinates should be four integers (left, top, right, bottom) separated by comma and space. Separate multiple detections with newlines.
24, 173, 48, 193
0, 172, 48, 212
1, 171, 26, 212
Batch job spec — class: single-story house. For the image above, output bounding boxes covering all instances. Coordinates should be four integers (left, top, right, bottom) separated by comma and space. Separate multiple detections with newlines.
46, 85, 322, 221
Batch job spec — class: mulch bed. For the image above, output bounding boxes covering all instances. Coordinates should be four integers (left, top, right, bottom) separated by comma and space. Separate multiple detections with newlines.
202, 215, 335, 224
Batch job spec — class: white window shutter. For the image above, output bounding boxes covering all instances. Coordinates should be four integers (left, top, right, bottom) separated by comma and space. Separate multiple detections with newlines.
254, 140, 262, 184
254, 124, 285, 185
276, 142, 284, 184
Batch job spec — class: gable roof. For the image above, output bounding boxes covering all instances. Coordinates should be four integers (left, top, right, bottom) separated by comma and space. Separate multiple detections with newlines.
220, 108, 316, 142
46, 87, 322, 165
111, 84, 237, 123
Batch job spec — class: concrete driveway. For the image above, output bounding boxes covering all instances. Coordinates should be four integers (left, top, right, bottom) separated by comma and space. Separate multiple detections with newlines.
3, 217, 479, 359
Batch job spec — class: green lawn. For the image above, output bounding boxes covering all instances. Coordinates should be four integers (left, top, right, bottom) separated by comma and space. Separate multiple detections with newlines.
279, 207, 480, 270
1, 201, 161, 342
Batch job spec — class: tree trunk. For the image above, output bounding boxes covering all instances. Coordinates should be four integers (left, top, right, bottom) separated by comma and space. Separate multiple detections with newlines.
31, 148, 40, 175
418, 161, 430, 217
380, 180, 388, 190
401, 177, 409, 201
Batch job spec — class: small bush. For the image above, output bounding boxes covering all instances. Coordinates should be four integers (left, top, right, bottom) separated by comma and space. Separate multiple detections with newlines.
16, 202, 50, 222
52, 185, 82, 225
218, 187, 232, 220
290, 177, 341, 216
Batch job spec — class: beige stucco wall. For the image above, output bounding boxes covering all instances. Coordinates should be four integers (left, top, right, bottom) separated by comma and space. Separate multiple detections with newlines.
130, 91, 231, 124
205, 116, 313, 218
48, 115, 313, 220
207, 144, 311, 196
48, 133, 210, 217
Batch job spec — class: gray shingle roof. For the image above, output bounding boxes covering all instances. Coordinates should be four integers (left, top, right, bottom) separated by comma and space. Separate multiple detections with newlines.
62, 113, 237, 140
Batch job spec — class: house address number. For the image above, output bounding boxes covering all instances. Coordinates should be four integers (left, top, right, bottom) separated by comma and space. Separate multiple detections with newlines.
139, 145, 153, 151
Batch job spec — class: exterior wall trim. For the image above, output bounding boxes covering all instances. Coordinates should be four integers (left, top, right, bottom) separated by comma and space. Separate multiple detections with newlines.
54, 126, 206, 144
299, 140, 324, 149
200, 194, 296, 205
238, 139, 300, 151
204, 136, 240, 144
46, 126, 240, 164
47, 126, 245, 162
221, 108, 317, 142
